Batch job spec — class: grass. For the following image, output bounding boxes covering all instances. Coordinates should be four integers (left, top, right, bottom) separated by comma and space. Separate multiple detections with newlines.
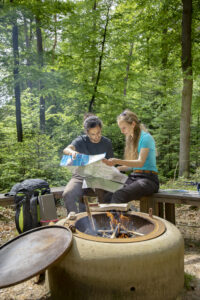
184, 272, 196, 291
160, 177, 198, 191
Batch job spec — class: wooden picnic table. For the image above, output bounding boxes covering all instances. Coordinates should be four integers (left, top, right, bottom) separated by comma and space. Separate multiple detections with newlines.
0, 187, 200, 224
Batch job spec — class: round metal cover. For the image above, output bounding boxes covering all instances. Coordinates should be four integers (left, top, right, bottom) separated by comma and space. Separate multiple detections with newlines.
0, 225, 72, 288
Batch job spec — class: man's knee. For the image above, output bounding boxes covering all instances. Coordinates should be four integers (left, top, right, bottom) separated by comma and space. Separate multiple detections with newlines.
63, 183, 84, 202
63, 188, 76, 201
62, 189, 70, 201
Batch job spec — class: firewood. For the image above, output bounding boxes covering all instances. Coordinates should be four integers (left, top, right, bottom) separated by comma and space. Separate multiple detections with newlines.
83, 196, 96, 231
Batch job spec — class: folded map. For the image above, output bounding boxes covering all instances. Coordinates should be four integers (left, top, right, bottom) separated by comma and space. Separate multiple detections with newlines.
60, 153, 128, 192
60, 153, 105, 167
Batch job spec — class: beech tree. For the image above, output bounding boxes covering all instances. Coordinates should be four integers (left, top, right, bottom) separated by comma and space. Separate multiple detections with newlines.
179, 0, 193, 177
89, 0, 112, 112
11, 0, 23, 142
36, 13, 45, 133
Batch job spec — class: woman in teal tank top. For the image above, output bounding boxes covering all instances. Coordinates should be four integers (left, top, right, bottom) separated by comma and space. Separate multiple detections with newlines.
103, 109, 159, 203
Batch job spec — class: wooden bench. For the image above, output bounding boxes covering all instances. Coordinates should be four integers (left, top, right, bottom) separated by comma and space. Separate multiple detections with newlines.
1, 188, 200, 224
0, 186, 66, 207
139, 190, 200, 224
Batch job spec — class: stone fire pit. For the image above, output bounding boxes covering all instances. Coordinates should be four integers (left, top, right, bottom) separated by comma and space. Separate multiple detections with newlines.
47, 211, 184, 300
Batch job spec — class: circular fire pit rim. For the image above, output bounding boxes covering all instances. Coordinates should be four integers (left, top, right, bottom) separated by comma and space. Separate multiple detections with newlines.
49, 216, 184, 300
70, 211, 166, 243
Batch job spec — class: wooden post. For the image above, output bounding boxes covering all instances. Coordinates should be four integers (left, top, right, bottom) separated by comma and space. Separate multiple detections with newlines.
83, 196, 96, 231
140, 196, 159, 216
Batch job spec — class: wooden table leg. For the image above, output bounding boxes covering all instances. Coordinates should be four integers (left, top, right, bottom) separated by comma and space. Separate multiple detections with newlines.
165, 203, 176, 224
140, 196, 149, 213
158, 203, 164, 218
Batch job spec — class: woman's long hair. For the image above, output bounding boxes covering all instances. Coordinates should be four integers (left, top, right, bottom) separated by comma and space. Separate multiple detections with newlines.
117, 110, 147, 160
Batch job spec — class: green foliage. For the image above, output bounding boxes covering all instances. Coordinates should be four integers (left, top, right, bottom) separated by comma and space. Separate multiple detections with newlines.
0, 0, 200, 191
0, 91, 71, 192
160, 167, 200, 191
190, 167, 200, 183
184, 272, 196, 291
0, 132, 71, 192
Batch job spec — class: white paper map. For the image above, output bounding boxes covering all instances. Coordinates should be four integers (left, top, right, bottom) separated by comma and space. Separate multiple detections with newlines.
60, 153, 128, 192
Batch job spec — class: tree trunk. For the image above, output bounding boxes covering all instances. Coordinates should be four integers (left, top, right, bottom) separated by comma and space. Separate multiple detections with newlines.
179, 0, 193, 177
12, 19, 23, 142
36, 15, 45, 133
24, 16, 32, 90
161, 27, 168, 93
91, 0, 97, 83
123, 42, 133, 97
89, 1, 112, 112
52, 14, 57, 64
196, 113, 200, 168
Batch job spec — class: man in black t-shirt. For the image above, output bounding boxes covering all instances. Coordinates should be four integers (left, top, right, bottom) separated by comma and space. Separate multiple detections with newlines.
62, 115, 113, 214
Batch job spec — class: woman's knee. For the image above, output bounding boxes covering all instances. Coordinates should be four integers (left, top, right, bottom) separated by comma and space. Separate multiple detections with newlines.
111, 189, 130, 203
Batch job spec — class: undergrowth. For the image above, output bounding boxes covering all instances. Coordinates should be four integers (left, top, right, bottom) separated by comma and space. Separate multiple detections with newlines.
184, 272, 196, 291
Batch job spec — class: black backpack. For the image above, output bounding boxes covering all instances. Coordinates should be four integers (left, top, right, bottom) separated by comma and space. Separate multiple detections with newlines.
5, 179, 51, 233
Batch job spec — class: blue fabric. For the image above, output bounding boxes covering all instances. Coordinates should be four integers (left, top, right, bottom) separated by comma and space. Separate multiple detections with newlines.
132, 130, 158, 173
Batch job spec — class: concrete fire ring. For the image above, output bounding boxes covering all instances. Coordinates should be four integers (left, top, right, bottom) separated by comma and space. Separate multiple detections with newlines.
47, 213, 184, 300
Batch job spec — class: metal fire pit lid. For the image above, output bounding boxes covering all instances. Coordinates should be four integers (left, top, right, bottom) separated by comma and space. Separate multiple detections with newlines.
0, 225, 72, 288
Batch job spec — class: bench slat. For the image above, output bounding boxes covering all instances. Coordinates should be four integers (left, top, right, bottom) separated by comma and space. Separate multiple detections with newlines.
0, 188, 199, 225
153, 190, 200, 200
0, 187, 66, 207
1, 188, 199, 206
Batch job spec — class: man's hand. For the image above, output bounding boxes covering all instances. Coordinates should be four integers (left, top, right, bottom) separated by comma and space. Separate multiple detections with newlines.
70, 150, 79, 159
102, 158, 118, 166
63, 147, 79, 159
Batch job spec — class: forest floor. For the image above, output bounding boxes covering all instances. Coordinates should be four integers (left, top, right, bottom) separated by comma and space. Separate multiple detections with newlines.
0, 203, 200, 300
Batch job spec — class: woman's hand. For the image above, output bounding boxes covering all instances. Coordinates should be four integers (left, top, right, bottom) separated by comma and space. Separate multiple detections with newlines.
103, 148, 150, 168
117, 166, 130, 172
102, 158, 118, 166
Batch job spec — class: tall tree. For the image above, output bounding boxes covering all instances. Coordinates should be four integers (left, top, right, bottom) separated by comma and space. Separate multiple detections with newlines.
123, 42, 133, 98
51, 14, 57, 64
89, 0, 112, 112
91, 0, 97, 83
23, 15, 33, 90
36, 13, 45, 133
179, 0, 193, 177
11, 1, 23, 142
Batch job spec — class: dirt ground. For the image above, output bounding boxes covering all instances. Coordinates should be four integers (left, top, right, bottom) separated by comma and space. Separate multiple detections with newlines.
0, 203, 200, 300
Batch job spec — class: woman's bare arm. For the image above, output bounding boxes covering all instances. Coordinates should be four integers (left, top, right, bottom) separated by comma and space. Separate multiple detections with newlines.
102, 148, 149, 168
